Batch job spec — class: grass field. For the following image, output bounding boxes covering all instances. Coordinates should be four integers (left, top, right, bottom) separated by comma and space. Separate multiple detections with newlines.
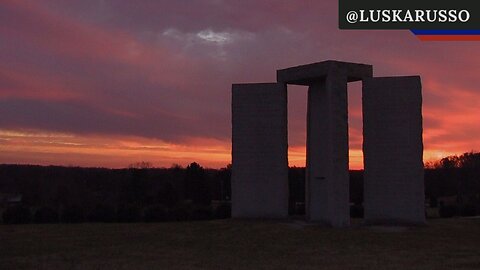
1, 218, 479, 270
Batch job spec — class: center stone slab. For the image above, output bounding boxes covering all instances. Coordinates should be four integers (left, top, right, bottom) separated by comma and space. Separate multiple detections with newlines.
277, 61, 372, 227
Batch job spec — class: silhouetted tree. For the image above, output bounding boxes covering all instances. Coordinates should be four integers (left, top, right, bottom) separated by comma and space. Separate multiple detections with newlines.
216, 165, 232, 201
184, 162, 211, 206
128, 161, 153, 169
55, 185, 71, 206
458, 152, 480, 169
121, 168, 149, 205
157, 182, 178, 208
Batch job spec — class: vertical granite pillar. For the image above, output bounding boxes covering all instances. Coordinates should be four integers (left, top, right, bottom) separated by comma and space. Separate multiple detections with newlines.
306, 71, 350, 227
231, 83, 288, 218
363, 76, 425, 225
277, 61, 372, 227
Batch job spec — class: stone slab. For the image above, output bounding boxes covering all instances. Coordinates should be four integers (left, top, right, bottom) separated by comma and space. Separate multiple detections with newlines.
305, 72, 350, 227
231, 83, 289, 218
277, 60, 373, 85
362, 76, 425, 225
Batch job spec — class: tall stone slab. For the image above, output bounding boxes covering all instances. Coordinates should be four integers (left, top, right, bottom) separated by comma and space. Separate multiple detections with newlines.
231, 83, 288, 218
363, 76, 425, 225
278, 61, 372, 227
305, 72, 349, 227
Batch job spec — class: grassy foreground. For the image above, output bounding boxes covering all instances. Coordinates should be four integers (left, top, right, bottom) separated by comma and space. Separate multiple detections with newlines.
1, 218, 479, 270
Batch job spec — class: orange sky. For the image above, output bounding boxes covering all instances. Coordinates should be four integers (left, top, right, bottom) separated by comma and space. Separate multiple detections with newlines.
0, 128, 465, 169
0, 1, 479, 169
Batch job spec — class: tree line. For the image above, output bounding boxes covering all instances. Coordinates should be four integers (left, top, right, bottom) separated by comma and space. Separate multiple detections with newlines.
0, 152, 479, 224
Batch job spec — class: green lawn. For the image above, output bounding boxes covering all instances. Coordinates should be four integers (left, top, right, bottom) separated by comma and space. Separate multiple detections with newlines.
1, 218, 479, 270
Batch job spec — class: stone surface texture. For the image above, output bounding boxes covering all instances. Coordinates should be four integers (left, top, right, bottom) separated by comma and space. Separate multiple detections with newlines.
279, 61, 372, 227
231, 83, 289, 218
362, 76, 425, 225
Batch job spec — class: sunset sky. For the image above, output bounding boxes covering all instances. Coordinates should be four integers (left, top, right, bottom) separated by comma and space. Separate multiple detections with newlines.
1, 0, 479, 169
